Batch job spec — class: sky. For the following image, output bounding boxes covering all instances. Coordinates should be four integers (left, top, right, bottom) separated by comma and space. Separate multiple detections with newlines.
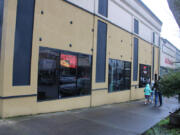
142, 0, 180, 49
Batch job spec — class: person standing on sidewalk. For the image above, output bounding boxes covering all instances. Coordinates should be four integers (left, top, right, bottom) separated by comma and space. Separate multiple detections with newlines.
153, 81, 159, 107
158, 77, 163, 107
153, 79, 163, 107
144, 84, 152, 104
158, 90, 162, 106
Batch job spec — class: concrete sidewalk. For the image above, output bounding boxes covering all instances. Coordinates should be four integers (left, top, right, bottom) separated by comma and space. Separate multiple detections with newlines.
0, 97, 179, 135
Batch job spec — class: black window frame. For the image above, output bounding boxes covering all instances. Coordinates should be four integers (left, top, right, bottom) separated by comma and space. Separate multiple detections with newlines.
37, 47, 93, 102
108, 58, 131, 93
139, 64, 151, 88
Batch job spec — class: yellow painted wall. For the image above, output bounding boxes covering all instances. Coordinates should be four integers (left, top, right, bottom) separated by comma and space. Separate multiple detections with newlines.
35, 0, 94, 55
0, 0, 159, 118
107, 23, 132, 61
1, 97, 37, 118
91, 17, 109, 90
37, 96, 90, 114
131, 88, 145, 100
0, 0, 36, 97
91, 90, 131, 107
1, 96, 91, 118
139, 39, 152, 66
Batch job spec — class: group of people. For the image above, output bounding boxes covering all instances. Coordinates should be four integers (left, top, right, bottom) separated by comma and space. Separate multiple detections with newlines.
144, 80, 162, 107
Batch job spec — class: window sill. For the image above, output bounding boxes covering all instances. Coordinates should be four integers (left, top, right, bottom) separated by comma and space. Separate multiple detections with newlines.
108, 89, 130, 93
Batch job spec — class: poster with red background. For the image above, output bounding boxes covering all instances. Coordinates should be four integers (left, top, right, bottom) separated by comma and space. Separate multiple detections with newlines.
60, 54, 77, 68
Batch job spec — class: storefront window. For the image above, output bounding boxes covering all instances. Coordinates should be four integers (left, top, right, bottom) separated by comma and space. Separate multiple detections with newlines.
108, 59, 131, 92
77, 54, 92, 95
38, 47, 92, 101
139, 64, 151, 88
59, 53, 77, 98
38, 48, 59, 101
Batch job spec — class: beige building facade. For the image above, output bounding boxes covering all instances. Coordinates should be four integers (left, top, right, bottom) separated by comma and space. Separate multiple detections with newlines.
0, 0, 162, 118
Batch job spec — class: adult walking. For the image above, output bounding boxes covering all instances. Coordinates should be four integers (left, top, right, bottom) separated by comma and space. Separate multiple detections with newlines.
153, 81, 159, 107
158, 90, 162, 106
153, 79, 162, 107
158, 77, 163, 106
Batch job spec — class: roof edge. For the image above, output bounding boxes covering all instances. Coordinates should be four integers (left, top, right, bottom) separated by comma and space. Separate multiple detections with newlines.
137, 0, 163, 25
161, 37, 180, 51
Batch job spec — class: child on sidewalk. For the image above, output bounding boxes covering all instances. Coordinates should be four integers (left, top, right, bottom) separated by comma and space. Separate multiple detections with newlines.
144, 84, 152, 104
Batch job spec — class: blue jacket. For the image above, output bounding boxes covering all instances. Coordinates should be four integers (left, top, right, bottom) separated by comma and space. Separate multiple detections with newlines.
144, 84, 152, 96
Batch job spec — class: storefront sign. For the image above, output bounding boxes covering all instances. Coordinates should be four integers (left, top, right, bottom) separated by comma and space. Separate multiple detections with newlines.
60, 54, 77, 68
165, 58, 173, 65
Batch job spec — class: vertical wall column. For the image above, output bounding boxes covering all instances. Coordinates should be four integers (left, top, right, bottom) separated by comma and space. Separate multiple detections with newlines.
96, 20, 107, 83
98, 0, 108, 17
13, 0, 35, 86
0, 0, 4, 57
133, 37, 139, 81
152, 46, 155, 80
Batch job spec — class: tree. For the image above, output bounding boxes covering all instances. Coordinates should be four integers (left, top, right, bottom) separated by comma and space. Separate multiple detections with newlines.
159, 71, 180, 101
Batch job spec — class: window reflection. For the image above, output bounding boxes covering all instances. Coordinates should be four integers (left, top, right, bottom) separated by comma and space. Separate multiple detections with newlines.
108, 59, 131, 92
77, 54, 91, 95
38, 48, 59, 101
38, 47, 92, 101
139, 64, 151, 88
59, 53, 77, 97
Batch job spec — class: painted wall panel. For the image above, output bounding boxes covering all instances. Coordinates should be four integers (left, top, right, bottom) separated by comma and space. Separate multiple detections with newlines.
155, 33, 159, 46
0, 0, 37, 96
134, 19, 139, 34
0, 0, 4, 55
108, 0, 132, 32
36, 0, 94, 55
96, 20, 107, 82
133, 37, 138, 81
66, 0, 161, 45
91, 90, 131, 106
160, 38, 176, 69
154, 47, 159, 74
91, 17, 109, 90
152, 47, 155, 79
139, 39, 152, 65
0, 0, 162, 118
163, 45, 176, 58
98, 0, 108, 17
160, 53, 175, 69
139, 22, 152, 42
107, 23, 132, 61
13, 0, 35, 86
66, 0, 95, 13
112, 0, 161, 37
117, 0, 162, 31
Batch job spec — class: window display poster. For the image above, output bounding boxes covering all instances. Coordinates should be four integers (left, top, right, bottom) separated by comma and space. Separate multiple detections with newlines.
60, 54, 77, 68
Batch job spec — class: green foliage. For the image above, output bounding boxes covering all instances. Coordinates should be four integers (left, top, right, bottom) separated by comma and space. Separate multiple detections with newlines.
175, 0, 180, 7
159, 71, 180, 97
143, 118, 180, 135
